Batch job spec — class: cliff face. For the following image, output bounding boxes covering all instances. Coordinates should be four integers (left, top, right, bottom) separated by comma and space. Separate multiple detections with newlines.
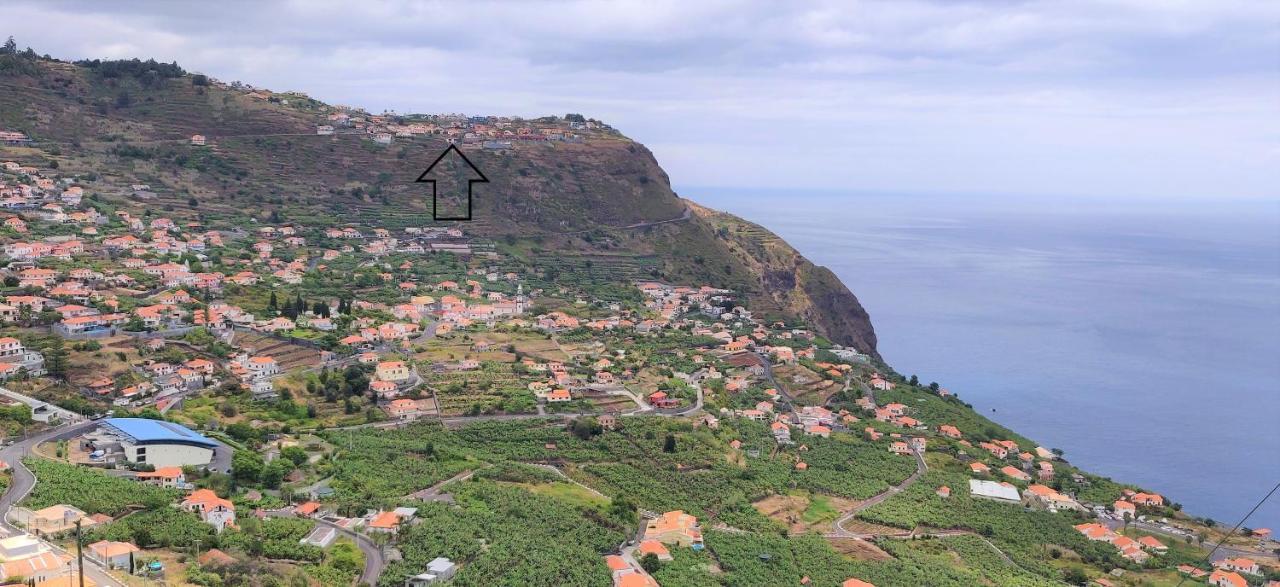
682, 202, 879, 355
0, 55, 878, 355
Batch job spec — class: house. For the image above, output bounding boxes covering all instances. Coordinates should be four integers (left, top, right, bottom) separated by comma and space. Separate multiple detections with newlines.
191, 134, 207, 146
637, 539, 672, 561
1177, 564, 1209, 578
1213, 558, 1260, 576
0, 534, 69, 584
648, 391, 678, 409
546, 389, 572, 403
1111, 535, 1149, 563
246, 356, 280, 377
86, 540, 139, 570
376, 360, 411, 382
367, 510, 403, 533
968, 479, 1021, 503
770, 421, 792, 443
1000, 465, 1031, 482
1021, 484, 1080, 512
805, 424, 831, 438
643, 510, 703, 549
404, 557, 457, 585
299, 525, 337, 548
13, 505, 94, 535
938, 425, 961, 439
135, 466, 187, 488
294, 501, 322, 517
385, 399, 426, 420
1137, 535, 1167, 553
191, 549, 233, 569
1074, 523, 1115, 542
1131, 492, 1164, 507
843, 580, 876, 587
181, 489, 236, 532
889, 441, 911, 455
969, 462, 990, 475
1209, 570, 1248, 587
1113, 500, 1137, 520
371, 380, 399, 398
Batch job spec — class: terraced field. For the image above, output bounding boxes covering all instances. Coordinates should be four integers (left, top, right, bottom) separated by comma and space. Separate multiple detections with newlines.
233, 331, 322, 370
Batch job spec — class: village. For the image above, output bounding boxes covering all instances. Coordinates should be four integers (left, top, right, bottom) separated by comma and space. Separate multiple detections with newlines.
0, 141, 1275, 587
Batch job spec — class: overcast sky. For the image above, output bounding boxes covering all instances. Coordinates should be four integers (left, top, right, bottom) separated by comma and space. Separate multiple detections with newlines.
6, 0, 1278, 199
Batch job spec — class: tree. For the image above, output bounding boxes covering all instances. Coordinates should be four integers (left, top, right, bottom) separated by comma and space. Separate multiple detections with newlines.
231, 450, 264, 483
639, 552, 661, 574
1062, 567, 1088, 585
1, 37, 16, 55
280, 446, 309, 467
268, 291, 278, 313
43, 337, 69, 380
259, 459, 292, 489
662, 434, 677, 453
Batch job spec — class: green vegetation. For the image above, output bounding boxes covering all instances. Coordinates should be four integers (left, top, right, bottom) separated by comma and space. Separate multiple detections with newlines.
221, 516, 323, 562
384, 481, 626, 587
86, 507, 214, 549
858, 468, 1118, 575
23, 458, 177, 515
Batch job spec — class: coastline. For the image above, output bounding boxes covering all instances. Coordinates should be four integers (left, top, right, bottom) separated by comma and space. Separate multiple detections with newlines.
686, 187, 1280, 530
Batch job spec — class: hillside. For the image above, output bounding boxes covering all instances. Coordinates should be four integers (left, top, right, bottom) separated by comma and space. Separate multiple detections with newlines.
0, 53, 879, 354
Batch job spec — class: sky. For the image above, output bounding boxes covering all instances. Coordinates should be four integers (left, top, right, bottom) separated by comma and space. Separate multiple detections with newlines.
5, 0, 1279, 199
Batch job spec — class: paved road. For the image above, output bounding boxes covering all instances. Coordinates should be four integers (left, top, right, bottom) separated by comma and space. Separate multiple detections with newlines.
265, 510, 384, 585
0, 419, 125, 587
0, 386, 83, 423
831, 450, 928, 538
1100, 518, 1275, 563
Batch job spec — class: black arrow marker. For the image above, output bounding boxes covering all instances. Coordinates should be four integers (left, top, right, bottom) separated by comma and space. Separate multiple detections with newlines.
416, 144, 488, 221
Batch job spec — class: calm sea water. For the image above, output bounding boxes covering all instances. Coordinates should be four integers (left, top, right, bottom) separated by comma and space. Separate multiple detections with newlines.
687, 188, 1280, 530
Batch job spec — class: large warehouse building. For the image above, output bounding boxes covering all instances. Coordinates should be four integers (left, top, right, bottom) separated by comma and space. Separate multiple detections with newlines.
91, 418, 219, 468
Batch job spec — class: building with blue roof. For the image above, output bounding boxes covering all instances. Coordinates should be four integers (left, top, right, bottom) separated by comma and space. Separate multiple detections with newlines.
94, 417, 218, 468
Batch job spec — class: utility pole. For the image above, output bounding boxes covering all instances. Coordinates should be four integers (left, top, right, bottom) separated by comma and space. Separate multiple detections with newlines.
75, 519, 85, 587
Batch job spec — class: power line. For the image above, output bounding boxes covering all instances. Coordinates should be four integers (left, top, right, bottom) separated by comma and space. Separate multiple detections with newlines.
1174, 479, 1279, 586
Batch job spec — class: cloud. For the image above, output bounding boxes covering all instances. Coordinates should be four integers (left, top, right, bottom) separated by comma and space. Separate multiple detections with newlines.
3, 0, 1277, 198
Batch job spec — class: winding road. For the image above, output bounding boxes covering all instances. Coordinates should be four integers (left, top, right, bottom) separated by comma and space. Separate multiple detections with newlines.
829, 449, 928, 538
265, 510, 385, 585
0, 419, 126, 587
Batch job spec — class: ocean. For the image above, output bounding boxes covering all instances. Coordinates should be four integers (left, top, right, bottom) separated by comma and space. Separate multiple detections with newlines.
686, 188, 1280, 530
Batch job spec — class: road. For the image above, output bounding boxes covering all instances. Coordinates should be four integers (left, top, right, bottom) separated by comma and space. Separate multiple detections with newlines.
554, 206, 692, 236
1100, 517, 1275, 563
266, 510, 385, 585
830, 450, 928, 538
0, 386, 84, 423
0, 419, 126, 587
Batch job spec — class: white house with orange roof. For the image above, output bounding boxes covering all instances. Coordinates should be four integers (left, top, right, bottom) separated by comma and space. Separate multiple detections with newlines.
1213, 557, 1260, 576
244, 355, 280, 377
1208, 570, 1248, 587
181, 489, 236, 532
376, 360, 411, 383
86, 540, 140, 570
135, 466, 188, 489
643, 511, 703, 549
